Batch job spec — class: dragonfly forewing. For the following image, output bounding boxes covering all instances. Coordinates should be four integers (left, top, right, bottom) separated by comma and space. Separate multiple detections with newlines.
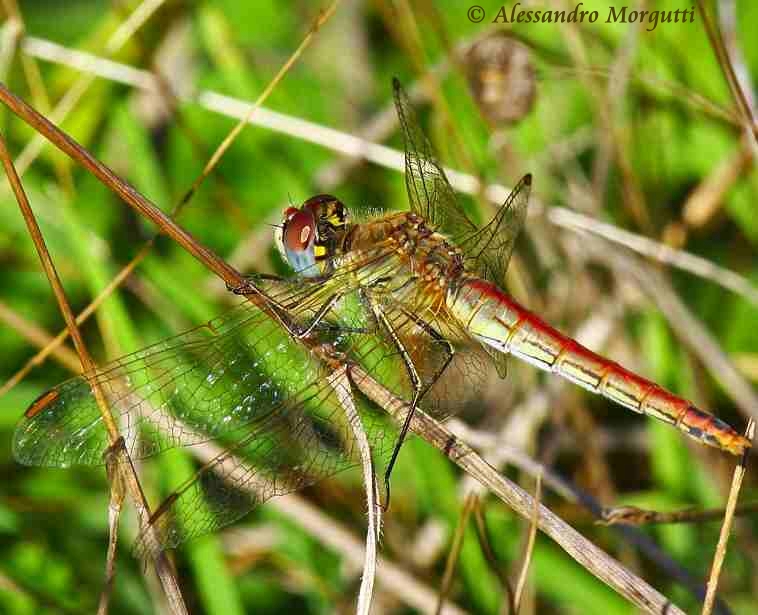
13, 278, 379, 469
15, 254, 462, 549
14, 303, 267, 467
393, 78, 476, 241
393, 78, 531, 289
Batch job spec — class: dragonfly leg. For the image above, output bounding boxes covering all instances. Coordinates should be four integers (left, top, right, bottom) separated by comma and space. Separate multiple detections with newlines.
226, 273, 286, 296
294, 292, 345, 339
226, 280, 257, 295
363, 294, 454, 510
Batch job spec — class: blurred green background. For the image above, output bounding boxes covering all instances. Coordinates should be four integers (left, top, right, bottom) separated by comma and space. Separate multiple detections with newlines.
1, 1, 757, 613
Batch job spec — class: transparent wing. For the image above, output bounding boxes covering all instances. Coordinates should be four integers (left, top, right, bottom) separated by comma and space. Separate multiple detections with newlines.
356, 286, 496, 419
458, 173, 531, 287
393, 78, 531, 288
13, 297, 323, 468
12, 253, 396, 469
393, 78, 477, 239
130, 281, 498, 550
138, 364, 392, 550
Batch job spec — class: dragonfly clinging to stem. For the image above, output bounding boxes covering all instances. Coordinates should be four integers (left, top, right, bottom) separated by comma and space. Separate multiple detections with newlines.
14, 79, 750, 551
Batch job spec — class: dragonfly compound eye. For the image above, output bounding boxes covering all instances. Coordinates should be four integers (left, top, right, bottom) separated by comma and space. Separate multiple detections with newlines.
279, 207, 320, 277
284, 210, 314, 250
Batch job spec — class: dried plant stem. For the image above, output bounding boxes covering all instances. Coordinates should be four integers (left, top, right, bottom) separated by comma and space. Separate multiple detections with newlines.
2, 0, 75, 194
178, 0, 342, 207
513, 473, 541, 612
349, 365, 686, 615
470, 500, 515, 614
97, 442, 127, 615
0, 241, 153, 397
328, 367, 380, 615
12, 0, 167, 176
0, 134, 187, 614
435, 494, 477, 615
192, 446, 470, 615
702, 420, 755, 615
0, 83, 241, 287
453, 418, 735, 615
0, 135, 119, 441
682, 141, 753, 228
695, 0, 757, 147
0, 298, 80, 373
602, 501, 758, 526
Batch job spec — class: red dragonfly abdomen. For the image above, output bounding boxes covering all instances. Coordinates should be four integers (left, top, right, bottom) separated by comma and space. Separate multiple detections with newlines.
449, 277, 750, 455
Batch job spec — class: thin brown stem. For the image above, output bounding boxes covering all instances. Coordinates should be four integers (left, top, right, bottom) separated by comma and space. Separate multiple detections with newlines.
696, 0, 757, 145
601, 501, 758, 526
97, 440, 127, 615
435, 494, 477, 615
513, 473, 541, 612
702, 420, 755, 615
349, 365, 686, 615
0, 135, 119, 437
12, 0, 167, 176
0, 298, 80, 373
0, 240, 154, 397
0, 132, 187, 615
0, 82, 242, 287
470, 499, 515, 615
177, 0, 342, 208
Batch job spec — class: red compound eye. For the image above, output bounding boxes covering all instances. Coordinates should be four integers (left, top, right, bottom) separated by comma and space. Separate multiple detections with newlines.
282, 208, 316, 252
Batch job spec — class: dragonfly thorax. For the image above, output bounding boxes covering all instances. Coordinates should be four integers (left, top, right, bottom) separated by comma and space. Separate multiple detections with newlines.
342, 211, 468, 304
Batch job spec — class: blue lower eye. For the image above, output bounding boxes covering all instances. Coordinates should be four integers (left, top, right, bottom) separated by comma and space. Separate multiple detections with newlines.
285, 246, 320, 277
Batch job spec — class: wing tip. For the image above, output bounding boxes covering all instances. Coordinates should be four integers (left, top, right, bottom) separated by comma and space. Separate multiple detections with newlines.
523, 173, 532, 186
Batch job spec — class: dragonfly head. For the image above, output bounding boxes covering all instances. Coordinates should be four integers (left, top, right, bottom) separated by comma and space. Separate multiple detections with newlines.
275, 194, 348, 277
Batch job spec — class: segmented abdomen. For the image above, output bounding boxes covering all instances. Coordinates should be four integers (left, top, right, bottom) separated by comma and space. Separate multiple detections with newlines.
449, 277, 750, 455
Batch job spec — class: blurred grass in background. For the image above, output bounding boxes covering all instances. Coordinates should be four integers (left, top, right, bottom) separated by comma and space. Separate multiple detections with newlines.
0, 0, 756, 613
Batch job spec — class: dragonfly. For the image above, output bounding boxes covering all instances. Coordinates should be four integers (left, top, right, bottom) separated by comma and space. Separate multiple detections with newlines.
14, 79, 750, 551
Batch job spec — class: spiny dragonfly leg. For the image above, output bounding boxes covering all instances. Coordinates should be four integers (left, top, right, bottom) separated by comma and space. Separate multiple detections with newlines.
364, 295, 454, 510
226, 280, 257, 295
295, 292, 345, 339
226, 273, 284, 296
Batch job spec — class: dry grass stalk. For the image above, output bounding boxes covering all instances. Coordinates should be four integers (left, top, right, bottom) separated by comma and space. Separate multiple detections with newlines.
0, 134, 187, 613
351, 365, 686, 615
702, 420, 755, 615
513, 473, 541, 612
435, 494, 477, 615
